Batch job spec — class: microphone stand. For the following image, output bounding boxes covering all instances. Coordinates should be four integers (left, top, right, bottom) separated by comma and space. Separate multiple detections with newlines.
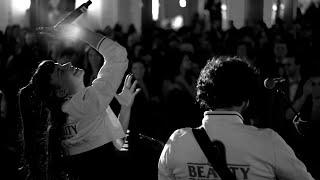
274, 87, 307, 136
138, 133, 165, 147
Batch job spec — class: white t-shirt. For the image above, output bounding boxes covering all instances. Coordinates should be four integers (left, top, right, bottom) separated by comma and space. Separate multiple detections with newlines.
61, 38, 128, 156
158, 111, 314, 180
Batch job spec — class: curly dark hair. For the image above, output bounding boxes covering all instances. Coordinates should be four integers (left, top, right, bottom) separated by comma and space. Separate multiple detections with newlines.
196, 56, 260, 110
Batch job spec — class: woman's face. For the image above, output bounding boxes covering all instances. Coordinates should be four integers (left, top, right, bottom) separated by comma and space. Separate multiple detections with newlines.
50, 62, 85, 95
181, 55, 192, 71
134, 45, 143, 58
25, 32, 35, 46
273, 43, 288, 58
88, 49, 102, 69
131, 62, 145, 80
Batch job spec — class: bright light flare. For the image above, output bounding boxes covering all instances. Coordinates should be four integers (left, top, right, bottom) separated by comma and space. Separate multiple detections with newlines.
171, 15, 183, 30
12, 0, 31, 13
60, 25, 82, 40
221, 4, 227, 11
179, 0, 186, 8
272, 4, 277, 11
221, 7, 227, 30
152, 0, 160, 21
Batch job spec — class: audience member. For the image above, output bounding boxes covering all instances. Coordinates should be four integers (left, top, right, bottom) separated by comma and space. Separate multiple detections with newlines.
127, 59, 160, 179
285, 63, 320, 179
82, 46, 104, 86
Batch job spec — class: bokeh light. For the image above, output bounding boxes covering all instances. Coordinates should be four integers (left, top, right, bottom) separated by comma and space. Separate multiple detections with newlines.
179, 0, 186, 8
221, 4, 227, 11
171, 15, 183, 30
12, 0, 30, 13
152, 0, 160, 21
272, 4, 277, 11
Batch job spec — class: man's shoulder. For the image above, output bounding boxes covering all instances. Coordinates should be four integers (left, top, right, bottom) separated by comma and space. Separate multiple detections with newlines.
169, 128, 193, 141
243, 125, 279, 140
255, 127, 278, 136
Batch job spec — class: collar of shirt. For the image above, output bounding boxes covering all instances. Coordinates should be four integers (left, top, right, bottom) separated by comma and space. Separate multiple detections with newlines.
202, 111, 244, 126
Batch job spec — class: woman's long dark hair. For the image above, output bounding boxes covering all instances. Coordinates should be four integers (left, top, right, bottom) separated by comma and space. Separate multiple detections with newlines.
17, 60, 69, 178
27, 59, 67, 146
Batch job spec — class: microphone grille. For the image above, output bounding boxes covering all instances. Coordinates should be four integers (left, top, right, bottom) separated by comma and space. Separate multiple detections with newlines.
264, 78, 275, 89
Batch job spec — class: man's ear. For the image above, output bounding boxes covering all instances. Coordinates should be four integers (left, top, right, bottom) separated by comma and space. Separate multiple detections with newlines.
56, 88, 68, 98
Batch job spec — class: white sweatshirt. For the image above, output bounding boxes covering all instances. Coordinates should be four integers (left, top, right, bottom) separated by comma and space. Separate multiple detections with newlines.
61, 38, 128, 156
158, 111, 314, 180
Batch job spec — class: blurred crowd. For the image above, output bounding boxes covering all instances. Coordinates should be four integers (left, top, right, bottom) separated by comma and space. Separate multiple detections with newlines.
1, 2, 320, 179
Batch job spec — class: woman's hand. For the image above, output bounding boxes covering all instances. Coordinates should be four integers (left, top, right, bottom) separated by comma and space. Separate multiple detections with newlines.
116, 74, 140, 107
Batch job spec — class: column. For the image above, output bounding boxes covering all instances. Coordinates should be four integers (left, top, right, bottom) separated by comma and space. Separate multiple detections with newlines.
30, 0, 48, 28
226, 0, 245, 28
283, 0, 298, 23
117, 0, 142, 33
245, 0, 264, 26
141, 0, 153, 32
0, 0, 10, 31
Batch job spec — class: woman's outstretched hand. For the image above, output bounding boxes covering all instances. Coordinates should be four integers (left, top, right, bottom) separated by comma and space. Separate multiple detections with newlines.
116, 74, 140, 107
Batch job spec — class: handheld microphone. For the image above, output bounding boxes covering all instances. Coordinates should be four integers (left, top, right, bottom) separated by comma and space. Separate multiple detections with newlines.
36, 0, 91, 34
54, 0, 92, 28
264, 77, 286, 89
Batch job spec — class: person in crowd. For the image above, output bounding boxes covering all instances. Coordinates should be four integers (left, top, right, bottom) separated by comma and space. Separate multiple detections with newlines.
236, 40, 256, 67
163, 42, 201, 134
260, 39, 289, 79
82, 46, 104, 86
0, 89, 7, 121
282, 55, 305, 102
126, 24, 140, 50
158, 56, 314, 180
131, 60, 151, 102
5, 32, 33, 95
17, 24, 140, 180
272, 40, 289, 76
285, 63, 320, 180
0, 34, 8, 86
127, 59, 162, 180
269, 55, 307, 150
0, 89, 17, 179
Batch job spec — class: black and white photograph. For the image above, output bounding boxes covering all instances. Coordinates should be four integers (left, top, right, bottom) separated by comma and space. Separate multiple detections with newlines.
0, 0, 319, 179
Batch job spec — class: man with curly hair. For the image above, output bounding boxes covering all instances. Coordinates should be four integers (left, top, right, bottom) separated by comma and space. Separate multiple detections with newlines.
158, 56, 314, 180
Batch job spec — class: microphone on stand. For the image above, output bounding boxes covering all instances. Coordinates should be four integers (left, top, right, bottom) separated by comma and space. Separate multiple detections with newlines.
264, 77, 306, 136
264, 77, 286, 90
138, 133, 165, 147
